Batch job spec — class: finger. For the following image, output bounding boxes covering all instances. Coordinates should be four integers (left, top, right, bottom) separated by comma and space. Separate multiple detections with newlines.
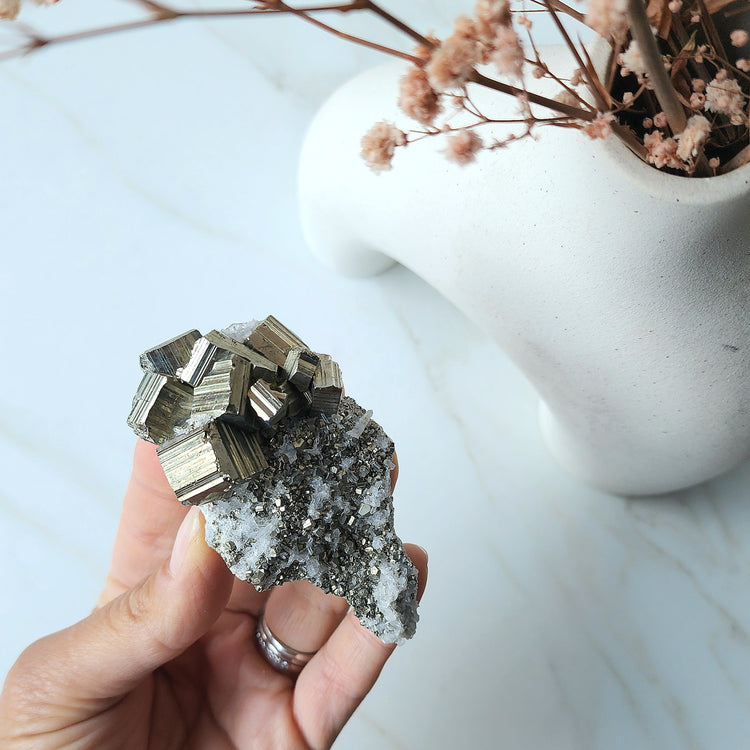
227, 577, 271, 618
261, 580, 350, 657
100, 440, 188, 603
294, 543, 428, 749
8, 508, 233, 708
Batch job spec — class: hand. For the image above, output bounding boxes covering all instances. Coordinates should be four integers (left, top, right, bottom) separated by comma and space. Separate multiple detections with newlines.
0, 440, 427, 749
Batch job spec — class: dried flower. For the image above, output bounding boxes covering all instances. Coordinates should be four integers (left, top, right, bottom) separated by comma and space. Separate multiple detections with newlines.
730, 29, 749, 48
708, 156, 720, 169
517, 14, 532, 30
555, 90, 579, 108
619, 40, 648, 81
644, 130, 682, 169
738, 59, 750, 73
654, 111, 668, 128
695, 44, 707, 64
583, 111, 614, 139
705, 76, 747, 124
586, 0, 628, 45
426, 29, 481, 91
676, 114, 711, 162
398, 66, 441, 125
361, 121, 406, 173
444, 129, 483, 164
474, 0, 511, 43
642, 117, 653, 129
690, 92, 706, 108
668, 0, 682, 11
692, 78, 706, 93
491, 25, 524, 79
0, 0, 20, 19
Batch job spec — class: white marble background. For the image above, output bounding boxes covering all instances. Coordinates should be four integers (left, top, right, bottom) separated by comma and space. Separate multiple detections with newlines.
2, 2, 750, 748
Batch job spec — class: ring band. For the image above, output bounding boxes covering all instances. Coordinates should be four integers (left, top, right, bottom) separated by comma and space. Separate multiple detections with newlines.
255, 609, 317, 675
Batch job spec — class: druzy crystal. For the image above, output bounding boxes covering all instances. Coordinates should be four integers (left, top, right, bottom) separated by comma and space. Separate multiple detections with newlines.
127, 317, 418, 643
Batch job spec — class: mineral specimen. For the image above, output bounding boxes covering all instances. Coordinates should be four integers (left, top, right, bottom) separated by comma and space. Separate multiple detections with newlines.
126, 316, 419, 643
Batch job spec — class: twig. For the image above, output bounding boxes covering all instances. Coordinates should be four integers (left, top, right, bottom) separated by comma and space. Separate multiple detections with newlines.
471, 69, 596, 120
543, 0, 609, 110
627, 0, 687, 133
0, 0, 421, 64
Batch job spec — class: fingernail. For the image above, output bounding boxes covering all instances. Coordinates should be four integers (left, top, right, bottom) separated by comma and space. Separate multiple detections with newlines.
415, 544, 429, 564
169, 507, 202, 576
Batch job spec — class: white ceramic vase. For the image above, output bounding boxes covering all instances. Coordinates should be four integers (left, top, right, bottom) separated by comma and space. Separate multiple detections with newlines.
298, 47, 750, 495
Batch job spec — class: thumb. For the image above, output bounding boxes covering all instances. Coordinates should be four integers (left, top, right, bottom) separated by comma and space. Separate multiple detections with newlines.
15, 507, 233, 704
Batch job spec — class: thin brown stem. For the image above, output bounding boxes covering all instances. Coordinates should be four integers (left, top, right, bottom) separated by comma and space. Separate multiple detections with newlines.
361, 0, 436, 49
627, 0, 687, 133
542, 0, 609, 110
471, 69, 595, 120
527, 0, 586, 25
269, 1, 421, 64
0, 0, 420, 64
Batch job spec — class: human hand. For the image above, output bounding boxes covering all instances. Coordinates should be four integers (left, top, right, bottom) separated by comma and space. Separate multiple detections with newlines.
0, 440, 427, 749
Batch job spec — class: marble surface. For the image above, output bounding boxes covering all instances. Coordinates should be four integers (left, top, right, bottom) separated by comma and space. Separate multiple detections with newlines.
2, 2, 750, 748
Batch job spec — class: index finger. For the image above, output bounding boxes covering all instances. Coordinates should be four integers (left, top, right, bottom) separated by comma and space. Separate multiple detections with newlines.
99, 440, 188, 603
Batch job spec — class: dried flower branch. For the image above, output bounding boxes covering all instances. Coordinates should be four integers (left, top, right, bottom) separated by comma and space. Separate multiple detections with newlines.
1, 0, 748, 177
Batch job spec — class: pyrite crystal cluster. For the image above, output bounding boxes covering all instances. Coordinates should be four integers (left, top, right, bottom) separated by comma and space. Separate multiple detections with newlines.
127, 317, 418, 643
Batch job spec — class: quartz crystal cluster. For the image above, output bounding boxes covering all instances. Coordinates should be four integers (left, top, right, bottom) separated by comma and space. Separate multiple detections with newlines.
127, 316, 418, 643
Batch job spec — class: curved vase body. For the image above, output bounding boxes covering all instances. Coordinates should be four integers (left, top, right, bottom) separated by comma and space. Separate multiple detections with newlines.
298, 48, 750, 495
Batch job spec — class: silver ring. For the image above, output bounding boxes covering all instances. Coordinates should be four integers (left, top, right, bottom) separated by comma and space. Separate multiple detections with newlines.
255, 609, 317, 676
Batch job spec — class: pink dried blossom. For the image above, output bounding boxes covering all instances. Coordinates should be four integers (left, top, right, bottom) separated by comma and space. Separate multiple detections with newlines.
738, 58, 750, 72
444, 129, 484, 164
532, 64, 545, 79
360, 121, 406, 173
491, 25, 524, 79
694, 44, 707, 63
453, 14, 480, 41
690, 12, 701, 24
474, 0, 511, 43
654, 111, 668, 128
642, 117, 653, 128
705, 76, 747, 125
676, 114, 711, 162
619, 40, 648, 80
690, 92, 706, 108
644, 130, 682, 169
708, 157, 720, 169
570, 69, 584, 87
715, 68, 728, 82
517, 14, 532, 30
426, 31, 481, 91
586, 0, 629, 45
692, 78, 706, 93
554, 90, 579, 108
0, 0, 20, 19
583, 111, 614, 139
398, 66, 441, 125
730, 29, 749, 47
668, 0, 682, 11
622, 91, 634, 104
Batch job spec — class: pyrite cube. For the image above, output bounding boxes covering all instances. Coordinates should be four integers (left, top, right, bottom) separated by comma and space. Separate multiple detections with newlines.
157, 420, 268, 505
245, 315, 307, 367
284, 347, 320, 391
311, 355, 343, 415
179, 330, 278, 387
140, 329, 202, 376
192, 355, 253, 422
127, 372, 193, 444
